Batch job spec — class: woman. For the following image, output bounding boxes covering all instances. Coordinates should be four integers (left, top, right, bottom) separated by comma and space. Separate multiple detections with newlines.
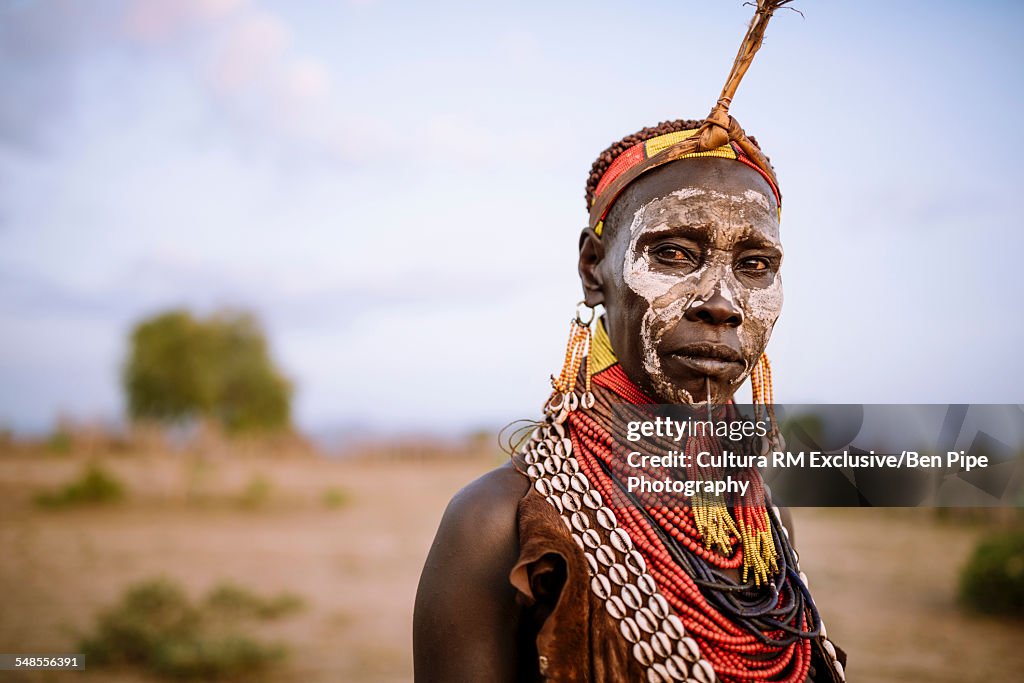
414, 3, 846, 681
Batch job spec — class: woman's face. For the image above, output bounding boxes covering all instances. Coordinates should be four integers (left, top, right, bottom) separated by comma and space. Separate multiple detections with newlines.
579, 157, 783, 405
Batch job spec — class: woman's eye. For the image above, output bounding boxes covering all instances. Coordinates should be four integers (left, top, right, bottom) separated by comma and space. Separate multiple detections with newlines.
653, 246, 693, 263
738, 257, 770, 272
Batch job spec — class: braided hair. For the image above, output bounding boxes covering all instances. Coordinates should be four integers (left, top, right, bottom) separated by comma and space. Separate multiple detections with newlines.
583, 118, 768, 212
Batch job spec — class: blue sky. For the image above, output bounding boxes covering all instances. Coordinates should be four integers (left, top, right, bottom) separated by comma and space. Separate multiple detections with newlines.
1, 0, 1022, 436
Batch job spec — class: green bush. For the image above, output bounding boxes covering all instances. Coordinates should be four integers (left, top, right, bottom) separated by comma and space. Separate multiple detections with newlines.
959, 528, 1024, 617
46, 427, 72, 454
235, 475, 273, 509
34, 463, 126, 508
205, 582, 305, 620
81, 578, 292, 679
321, 487, 350, 510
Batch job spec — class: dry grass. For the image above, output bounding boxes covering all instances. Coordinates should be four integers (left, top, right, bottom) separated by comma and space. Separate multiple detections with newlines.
0, 449, 1022, 682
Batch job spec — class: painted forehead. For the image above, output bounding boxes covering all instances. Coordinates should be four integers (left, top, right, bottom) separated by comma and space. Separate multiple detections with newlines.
604, 160, 779, 243
633, 187, 780, 244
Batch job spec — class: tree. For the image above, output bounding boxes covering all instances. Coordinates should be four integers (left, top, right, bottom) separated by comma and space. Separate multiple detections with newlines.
123, 309, 292, 433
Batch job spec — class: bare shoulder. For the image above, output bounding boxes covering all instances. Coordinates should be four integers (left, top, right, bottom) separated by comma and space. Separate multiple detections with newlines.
416, 461, 531, 595
413, 462, 531, 682
434, 461, 531, 553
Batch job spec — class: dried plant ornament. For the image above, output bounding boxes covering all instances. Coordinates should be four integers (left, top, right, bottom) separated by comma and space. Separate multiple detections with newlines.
588, 0, 794, 236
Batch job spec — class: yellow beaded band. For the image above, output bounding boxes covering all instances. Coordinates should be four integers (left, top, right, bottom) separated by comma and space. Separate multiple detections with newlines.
591, 128, 780, 237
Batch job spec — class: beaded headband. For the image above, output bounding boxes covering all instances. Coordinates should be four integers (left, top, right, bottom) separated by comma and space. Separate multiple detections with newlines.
588, 0, 792, 236
590, 129, 782, 236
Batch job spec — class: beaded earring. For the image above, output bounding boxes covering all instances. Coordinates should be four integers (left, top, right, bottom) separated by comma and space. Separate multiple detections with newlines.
750, 353, 784, 451
547, 302, 597, 423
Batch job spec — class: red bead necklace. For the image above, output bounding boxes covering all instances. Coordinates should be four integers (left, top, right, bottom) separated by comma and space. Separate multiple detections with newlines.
567, 364, 812, 683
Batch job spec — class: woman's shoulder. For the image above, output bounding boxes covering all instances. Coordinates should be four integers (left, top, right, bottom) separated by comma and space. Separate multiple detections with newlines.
414, 463, 530, 636
414, 465, 535, 680
437, 461, 530, 548
416, 462, 531, 611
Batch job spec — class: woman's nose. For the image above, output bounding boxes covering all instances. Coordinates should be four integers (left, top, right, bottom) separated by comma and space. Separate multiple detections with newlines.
684, 290, 743, 327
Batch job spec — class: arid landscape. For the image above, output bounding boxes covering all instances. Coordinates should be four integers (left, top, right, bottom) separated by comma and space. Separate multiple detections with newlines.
1, 447, 1022, 683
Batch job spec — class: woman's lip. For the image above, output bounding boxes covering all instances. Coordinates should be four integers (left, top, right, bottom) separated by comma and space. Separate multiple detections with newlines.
669, 342, 743, 362
667, 354, 744, 377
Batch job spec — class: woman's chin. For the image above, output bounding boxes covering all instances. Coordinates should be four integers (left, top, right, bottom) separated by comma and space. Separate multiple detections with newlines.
652, 360, 744, 403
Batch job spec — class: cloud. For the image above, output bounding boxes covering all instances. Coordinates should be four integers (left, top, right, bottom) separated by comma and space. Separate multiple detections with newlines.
0, 0, 573, 176
0, 0, 340, 162
0, 0, 109, 151
282, 58, 331, 102
0, 251, 537, 332
121, 0, 344, 160
204, 10, 291, 93
120, 0, 246, 45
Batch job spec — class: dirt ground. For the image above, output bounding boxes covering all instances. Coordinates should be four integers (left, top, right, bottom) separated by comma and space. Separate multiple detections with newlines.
0, 453, 1022, 683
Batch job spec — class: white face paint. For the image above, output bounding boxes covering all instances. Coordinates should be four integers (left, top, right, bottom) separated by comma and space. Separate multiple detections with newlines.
619, 187, 783, 404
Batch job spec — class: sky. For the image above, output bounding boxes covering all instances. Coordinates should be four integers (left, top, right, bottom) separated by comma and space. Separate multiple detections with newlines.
1, 0, 1022, 438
